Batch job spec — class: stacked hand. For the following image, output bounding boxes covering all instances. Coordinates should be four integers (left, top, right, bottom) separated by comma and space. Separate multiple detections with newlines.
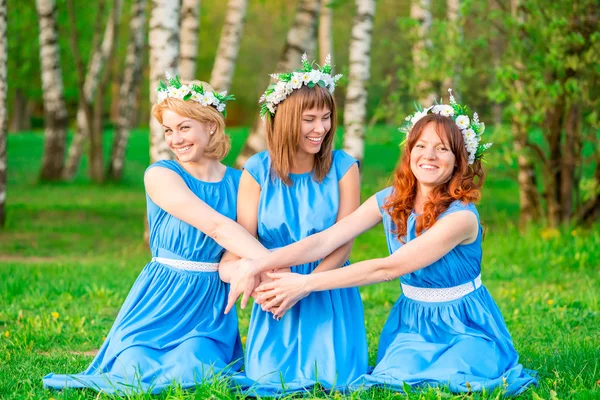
224, 258, 307, 319
255, 272, 310, 319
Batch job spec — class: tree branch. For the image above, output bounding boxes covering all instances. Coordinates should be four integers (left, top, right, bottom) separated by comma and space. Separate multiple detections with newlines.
525, 141, 548, 167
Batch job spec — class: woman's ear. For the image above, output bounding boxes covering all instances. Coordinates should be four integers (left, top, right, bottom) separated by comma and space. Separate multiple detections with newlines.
209, 122, 217, 135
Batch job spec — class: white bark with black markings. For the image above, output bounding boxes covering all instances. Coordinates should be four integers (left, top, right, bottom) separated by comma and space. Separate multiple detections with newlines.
210, 0, 247, 92
63, 1, 124, 180
36, 0, 68, 180
342, 0, 375, 162
235, 0, 320, 168
149, 0, 180, 163
179, 0, 200, 81
108, 0, 147, 181
411, 0, 435, 105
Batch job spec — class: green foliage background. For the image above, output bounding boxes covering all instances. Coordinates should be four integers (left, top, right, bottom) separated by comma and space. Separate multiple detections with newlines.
8, 0, 415, 127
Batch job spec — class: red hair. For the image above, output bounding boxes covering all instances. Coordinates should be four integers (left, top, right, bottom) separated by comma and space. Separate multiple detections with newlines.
384, 114, 485, 241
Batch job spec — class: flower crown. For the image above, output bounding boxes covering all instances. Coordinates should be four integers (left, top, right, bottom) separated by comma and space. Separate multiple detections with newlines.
156, 72, 235, 116
259, 53, 342, 119
400, 89, 492, 164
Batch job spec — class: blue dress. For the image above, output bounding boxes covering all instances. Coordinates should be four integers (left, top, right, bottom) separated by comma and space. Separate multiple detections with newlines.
43, 160, 244, 394
352, 187, 537, 395
237, 150, 368, 396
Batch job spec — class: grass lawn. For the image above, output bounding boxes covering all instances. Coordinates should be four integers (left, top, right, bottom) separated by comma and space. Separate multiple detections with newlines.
0, 126, 598, 399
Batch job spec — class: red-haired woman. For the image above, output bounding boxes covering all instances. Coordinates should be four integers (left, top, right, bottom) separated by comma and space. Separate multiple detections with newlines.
233, 100, 537, 395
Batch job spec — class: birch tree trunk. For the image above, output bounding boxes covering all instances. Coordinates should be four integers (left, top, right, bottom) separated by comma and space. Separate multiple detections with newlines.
62, 1, 123, 180
411, 0, 435, 105
209, 0, 247, 92
9, 90, 33, 132
318, 0, 333, 66
0, 0, 7, 227
149, 0, 180, 163
179, 0, 200, 81
36, 0, 68, 181
235, 0, 320, 168
342, 0, 375, 162
89, 0, 121, 183
442, 0, 459, 90
108, 0, 147, 181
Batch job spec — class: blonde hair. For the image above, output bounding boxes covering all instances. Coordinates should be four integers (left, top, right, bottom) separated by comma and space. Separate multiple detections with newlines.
151, 81, 231, 161
265, 85, 336, 185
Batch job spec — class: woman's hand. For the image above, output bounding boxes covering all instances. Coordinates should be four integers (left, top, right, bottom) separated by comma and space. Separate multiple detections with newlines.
225, 259, 261, 314
255, 272, 311, 319
254, 267, 292, 313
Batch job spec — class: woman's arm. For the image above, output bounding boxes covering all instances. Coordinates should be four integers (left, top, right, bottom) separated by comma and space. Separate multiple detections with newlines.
220, 170, 277, 304
257, 210, 479, 318
144, 166, 266, 259
311, 163, 360, 274
225, 193, 383, 313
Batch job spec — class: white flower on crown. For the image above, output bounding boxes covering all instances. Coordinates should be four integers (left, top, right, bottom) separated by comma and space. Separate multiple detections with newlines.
191, 92, 202, 102
433, 104, 454, 117
175, 85, 189, 99
217, 103, 226, 112
157, 91, 167, 103
300, 72, 311, 84
410, 111, 427, 125
322, 74, 334, 90
463, 128, 476, 141
276, 80, 288, 93
467, 140, 478, 153
308, 70, 322, 84
455, 115, 470, 130
200, 92, 216, 106
409, 106, 434, 126
290, 74, 303, 89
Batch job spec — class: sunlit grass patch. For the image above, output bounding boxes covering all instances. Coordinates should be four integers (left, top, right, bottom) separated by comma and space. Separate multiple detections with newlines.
1, 128, 598, 399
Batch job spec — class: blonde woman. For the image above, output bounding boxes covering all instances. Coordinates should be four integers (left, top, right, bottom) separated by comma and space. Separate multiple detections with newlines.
43, 78, 270, 394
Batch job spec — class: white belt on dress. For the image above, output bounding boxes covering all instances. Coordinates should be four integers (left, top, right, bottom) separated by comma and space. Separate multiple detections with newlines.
401, 274, 482, 302
152, 257, 219, 272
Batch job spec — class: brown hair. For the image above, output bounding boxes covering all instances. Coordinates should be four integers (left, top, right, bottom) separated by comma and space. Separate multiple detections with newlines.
265, 85, 336, 184
151, 81, 231, 161
384, 113, 485, 241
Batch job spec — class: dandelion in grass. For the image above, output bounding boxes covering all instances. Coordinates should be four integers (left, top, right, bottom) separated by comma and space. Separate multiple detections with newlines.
51, 312, 59, 320
547, 299, 554, 305
4, 331, 9, 338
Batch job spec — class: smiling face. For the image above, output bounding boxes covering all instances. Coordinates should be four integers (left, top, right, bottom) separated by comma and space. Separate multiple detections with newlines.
297, 107, 332, 156
410, 122, 456, 193
161, 109, 215, 163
